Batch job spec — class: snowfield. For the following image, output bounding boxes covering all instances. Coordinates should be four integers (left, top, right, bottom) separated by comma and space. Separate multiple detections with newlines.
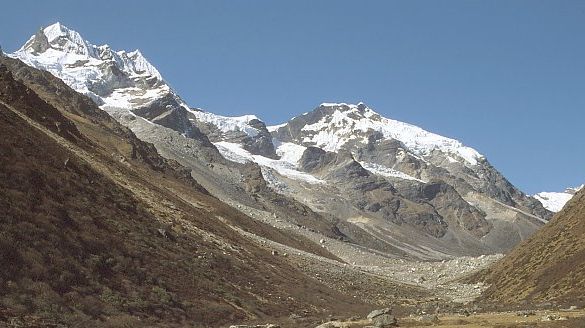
534, 184, 583, 212
189, 110, 261, 137
214, 141, 325, 185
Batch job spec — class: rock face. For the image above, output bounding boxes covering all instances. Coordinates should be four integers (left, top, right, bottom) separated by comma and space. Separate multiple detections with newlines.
301, 147, 451, 238
367, 308, 397, 327
241, 119, 278, 158
366, 308, 392, 319
191, 110, 278, 158
371, 314, 397, 327
10, 23, 553, 260
418, 314, 440, 324
476, 187, 585, 305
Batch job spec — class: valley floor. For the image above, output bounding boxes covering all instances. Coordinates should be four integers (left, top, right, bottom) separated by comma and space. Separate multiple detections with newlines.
313, 309, 585, 328
223, 200, 502, 304
218, 201, 516, 328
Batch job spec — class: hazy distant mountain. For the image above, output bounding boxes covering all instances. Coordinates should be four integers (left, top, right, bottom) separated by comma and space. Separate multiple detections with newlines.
533, 184, 584, 212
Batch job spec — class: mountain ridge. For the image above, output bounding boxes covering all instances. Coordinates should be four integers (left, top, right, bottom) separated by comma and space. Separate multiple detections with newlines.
9, 22, 554, 259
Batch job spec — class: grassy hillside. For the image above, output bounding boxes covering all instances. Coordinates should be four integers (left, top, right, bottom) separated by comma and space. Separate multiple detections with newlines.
475, 187, 585, 307
0, 59, 369, 327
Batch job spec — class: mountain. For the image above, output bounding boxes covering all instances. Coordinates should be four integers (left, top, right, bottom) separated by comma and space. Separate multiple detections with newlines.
15, 22, 163, 107
474, 187, 585, 307
11, 22, 257, 160
10, 22, 553, 260
0, 54, 391, 326
533, 184, 584, 212
265, 102, 552, 257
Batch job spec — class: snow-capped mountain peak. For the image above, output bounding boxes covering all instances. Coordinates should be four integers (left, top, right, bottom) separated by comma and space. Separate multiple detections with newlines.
42, 22, 87, 48
271, 102, 484, 166
12, 22, 166, 107
19, 22, 97, 57
119, 49, 163, 80
10, 22, 275, 158
534, 184, 584, 212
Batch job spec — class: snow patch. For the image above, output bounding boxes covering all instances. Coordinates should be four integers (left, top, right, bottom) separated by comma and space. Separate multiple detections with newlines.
214, 141, 324, 184
358, 162, 426, 183
273, 140, 308, 165
533, 185, 582, 213
189, 110, 260, 137
267, 122, 287, 132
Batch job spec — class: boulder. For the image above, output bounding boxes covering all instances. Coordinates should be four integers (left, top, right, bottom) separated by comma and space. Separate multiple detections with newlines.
371, 314, 397, 327
367, 307, 392, 319
229, 325, 280, 328
418, 314, 439, 324
314, 322, 343, 328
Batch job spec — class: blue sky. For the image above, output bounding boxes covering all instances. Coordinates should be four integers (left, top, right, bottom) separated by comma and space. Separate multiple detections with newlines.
1, 0, 583, 194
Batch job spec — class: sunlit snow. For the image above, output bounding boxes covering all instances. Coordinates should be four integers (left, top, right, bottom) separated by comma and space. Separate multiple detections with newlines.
11, 22, 165, 109
189, 111, 261, 137
358, 161, 426, 183
214, 141, 325, 184
300, 103, 484, 166
533, 185, 583, 212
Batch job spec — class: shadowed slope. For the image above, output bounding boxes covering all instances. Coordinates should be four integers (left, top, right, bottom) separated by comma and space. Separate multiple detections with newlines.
0, 61, 370, 326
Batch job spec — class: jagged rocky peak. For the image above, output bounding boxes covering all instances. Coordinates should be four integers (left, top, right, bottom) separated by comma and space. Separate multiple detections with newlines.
10, 22, 218, 153
12, 22, 176, 117
19, 22, 161, 80
13, 22, 164, 99
315, 102, 372, 116
19, 22, 95, 56
271, 102, 484, 167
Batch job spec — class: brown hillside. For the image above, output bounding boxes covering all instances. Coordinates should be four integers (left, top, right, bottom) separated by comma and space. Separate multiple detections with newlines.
475, 187, 585, 306
0, 60, 372, 327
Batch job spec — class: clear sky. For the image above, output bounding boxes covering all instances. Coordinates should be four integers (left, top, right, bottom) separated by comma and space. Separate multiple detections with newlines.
1, 0, 583, 194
